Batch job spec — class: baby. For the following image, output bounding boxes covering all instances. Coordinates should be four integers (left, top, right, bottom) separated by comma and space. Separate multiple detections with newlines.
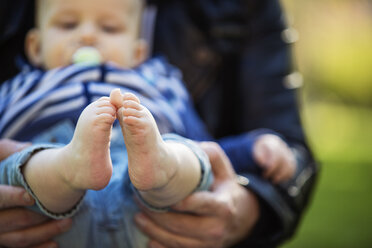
1, 0, 212, 246
22, 0, 207, 213
0, 0, 295, 246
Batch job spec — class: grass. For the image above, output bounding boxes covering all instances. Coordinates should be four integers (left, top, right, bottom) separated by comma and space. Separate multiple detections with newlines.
282, 100, 372, 248
279, 1, 372, 246
283, 161, 372, 248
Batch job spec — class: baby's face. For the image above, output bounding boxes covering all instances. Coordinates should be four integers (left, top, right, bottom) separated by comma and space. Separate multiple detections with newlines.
26, 0, 146, 69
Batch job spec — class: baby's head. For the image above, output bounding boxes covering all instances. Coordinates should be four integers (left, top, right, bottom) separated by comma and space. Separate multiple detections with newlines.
25, 0, 147, 70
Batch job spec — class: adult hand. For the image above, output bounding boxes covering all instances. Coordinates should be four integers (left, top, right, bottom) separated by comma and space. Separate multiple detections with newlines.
253, 134, 296, 184
0, 139, 31, 161
135, 142, 260, 248
0, 139, 72, 248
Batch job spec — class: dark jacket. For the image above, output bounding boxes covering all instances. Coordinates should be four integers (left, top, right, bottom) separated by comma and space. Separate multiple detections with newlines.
151, 0, 318, 247
0, 0, 318, 247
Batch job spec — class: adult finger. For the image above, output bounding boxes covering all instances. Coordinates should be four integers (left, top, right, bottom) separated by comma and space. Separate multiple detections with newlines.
263, 162, 281, 180
137, 207, 216, 240
0, 185, 35, 209
253, 140, 269, 168
272, 155, 296, 184
0, 208, 47, 233
0, 139, 31, 161
134, 213, 206, 248
172, 190, 225, 216
262, 146, 283, 179
0, 218, 72, 248
199, 142, 235, 180
272, 166, 288, 184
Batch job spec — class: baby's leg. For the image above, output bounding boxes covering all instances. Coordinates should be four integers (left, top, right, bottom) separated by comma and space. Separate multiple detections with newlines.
23, 97, 116, 213
110, 89, 201, 207
62, 97, 116, 189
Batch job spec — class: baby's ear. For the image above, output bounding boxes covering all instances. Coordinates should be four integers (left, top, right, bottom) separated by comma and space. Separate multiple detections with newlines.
25, 29, 42, 66
132, 39, 148, 66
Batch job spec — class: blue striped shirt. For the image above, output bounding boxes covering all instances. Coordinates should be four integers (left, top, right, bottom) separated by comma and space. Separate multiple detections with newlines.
0, 57, 212, 142
0, 57, 215, 247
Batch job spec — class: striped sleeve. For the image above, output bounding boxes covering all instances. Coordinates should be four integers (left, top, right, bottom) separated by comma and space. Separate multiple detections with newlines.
0, 70, 43, 136
0, 66, 96, 139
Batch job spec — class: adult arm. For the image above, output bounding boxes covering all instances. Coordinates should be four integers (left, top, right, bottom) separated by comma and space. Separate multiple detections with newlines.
0, 139, 72, 248
152, 0, 318, 246
200, 0, 318, 245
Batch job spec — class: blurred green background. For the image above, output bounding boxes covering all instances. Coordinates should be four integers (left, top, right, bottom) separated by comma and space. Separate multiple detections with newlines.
281, 0, 372, 247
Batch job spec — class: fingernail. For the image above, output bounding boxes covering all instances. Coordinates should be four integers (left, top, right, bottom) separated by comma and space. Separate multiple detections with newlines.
23, 192, 34, 204
58, 218, 72, 232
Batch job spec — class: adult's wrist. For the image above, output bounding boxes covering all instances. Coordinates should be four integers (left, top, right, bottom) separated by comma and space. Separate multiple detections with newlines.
234, 173, 295, 247
225, 178, 260, 247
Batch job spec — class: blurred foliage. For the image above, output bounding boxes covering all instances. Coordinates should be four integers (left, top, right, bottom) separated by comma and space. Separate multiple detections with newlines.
302, 101, 372, 164
284, 0, 372, 106
280, 0, 372, 247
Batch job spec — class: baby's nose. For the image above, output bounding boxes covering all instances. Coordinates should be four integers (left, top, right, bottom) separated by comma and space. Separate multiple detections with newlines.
79, 22, 97, 46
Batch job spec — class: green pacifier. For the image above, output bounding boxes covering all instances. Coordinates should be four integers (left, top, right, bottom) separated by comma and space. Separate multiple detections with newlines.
72, 47, 102, 65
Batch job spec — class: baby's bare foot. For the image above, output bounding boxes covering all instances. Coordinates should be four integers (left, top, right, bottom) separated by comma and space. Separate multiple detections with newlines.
110, 89, 176, 191
61, 97, 116, 190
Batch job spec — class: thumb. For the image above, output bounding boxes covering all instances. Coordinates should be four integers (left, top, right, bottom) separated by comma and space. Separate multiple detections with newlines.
199, 142, 235, 180
0, 185, 35, 209
0, 139, 31, 161
172, 190, 218, 215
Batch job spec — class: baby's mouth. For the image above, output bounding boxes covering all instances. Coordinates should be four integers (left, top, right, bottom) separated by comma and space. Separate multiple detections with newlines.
72, 47, 102, 65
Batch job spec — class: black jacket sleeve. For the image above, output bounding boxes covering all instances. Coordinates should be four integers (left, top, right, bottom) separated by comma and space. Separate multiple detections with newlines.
152, 0, 319, 247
